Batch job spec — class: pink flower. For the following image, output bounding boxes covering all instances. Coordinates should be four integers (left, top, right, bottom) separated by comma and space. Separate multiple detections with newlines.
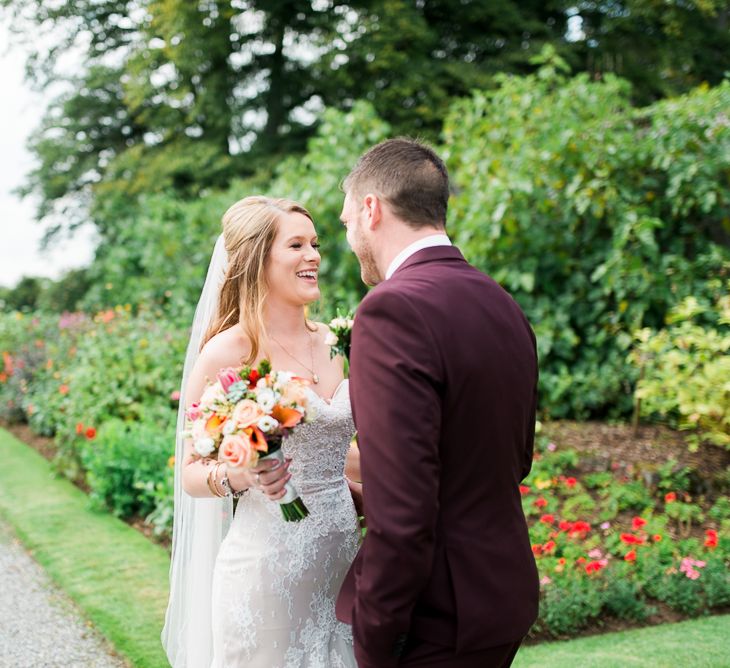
219, 433, 257, 468
600, 521, 611, 530
547, 442, 557, 452
232, 399, 265, 429
186, 402, 202, 421
588, 549, 602, 559
217, 367, 242, 393
170, 390, 181, 401
540, 576, 552, 585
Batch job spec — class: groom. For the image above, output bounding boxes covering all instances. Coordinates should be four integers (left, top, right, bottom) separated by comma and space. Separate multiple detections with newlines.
336, 138, 539, 668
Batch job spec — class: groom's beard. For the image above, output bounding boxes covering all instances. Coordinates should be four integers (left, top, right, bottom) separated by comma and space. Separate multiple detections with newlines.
353, 225, 381, 286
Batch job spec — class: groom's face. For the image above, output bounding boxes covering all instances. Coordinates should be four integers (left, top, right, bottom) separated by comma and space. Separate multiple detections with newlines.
341, 191, 380, 286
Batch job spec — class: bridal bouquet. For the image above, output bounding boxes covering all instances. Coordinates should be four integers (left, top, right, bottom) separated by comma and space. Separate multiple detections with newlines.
184, 360, 311, 521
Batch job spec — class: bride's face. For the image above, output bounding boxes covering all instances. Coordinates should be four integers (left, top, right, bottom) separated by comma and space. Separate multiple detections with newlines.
265, 211, 321, 305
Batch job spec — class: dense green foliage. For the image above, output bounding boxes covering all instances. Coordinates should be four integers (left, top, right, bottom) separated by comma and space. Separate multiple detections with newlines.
445, 63, 730, 418
631, 293, 730, 449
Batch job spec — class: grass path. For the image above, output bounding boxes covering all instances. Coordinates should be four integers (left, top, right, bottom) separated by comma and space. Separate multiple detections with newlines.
0, 428, 171, 668
514, 614, 730, 667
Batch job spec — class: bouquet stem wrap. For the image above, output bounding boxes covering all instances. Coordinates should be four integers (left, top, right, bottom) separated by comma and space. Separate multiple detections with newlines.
260, 442, 309, 522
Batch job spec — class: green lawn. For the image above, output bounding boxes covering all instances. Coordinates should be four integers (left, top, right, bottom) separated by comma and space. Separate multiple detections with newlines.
0, 428, 171, 668
514, 615, 730, 667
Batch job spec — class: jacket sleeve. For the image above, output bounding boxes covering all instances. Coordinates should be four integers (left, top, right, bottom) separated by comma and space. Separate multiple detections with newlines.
348, 289, 443, 668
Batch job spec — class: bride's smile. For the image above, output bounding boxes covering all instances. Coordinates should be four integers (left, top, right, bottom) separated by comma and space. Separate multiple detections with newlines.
265, 210, 321, 305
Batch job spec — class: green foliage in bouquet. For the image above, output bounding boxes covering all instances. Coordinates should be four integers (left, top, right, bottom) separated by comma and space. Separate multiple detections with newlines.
631, 291, 730, 450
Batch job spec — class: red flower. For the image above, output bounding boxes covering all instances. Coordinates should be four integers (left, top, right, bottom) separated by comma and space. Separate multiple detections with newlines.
558, 558, 566, 566
0, 372, 6, 383
569, 521, 591, 537
531, 544, 542, 556
519, 485, 530, 496
540, 514, 555, 524
75, 422, 84, 435
85, 427, 97, 440
585, 561, 603, 574
665, 492, 677, 503
653, 534, 663, 542
542, 540, 556, 554
632, 517, 647, 530
565, 477, 577, 488
576, 556, 586, 564
247, 369, 261, 387
705, 529, 718, 549
558, 520, 573, 532
620, 533, 645, 545
534, 497, 548, 509
59, 384, 69, 395
624, 549, 637, 562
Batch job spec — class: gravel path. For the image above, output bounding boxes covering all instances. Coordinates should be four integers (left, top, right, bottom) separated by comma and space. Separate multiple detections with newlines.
0, 518, 129, 668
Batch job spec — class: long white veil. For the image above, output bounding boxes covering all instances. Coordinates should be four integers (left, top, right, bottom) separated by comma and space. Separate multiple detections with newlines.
162, 234, 233, 667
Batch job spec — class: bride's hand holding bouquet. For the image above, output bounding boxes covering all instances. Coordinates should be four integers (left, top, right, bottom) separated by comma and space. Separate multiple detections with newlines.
184, 359, 312, 521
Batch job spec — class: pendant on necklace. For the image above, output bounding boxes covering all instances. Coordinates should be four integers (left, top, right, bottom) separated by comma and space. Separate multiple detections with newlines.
312, 373, 320, 384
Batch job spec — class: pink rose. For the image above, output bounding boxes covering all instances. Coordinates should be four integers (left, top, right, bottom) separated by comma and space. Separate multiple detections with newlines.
281, 380, 309, 408
186, 402, 202, 421
232, 399, 265, 428
217, 367, 242, 392
219, 433, 257, 468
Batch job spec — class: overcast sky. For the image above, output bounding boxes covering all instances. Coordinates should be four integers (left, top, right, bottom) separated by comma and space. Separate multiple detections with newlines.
0, 21, 95, 289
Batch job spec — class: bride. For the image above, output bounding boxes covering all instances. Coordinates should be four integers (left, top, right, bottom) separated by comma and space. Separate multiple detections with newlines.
161, 196, 360, 667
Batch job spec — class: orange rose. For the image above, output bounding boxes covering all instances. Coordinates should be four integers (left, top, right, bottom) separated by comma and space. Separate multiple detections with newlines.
219, 433, 257, 468
232, 399, 265, 429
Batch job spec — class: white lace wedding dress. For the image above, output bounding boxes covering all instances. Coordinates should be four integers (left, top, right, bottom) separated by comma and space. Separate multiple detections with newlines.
210, 380, 359, 668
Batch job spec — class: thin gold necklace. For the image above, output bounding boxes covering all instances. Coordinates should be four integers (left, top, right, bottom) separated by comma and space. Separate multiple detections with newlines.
270, 328, 319, 384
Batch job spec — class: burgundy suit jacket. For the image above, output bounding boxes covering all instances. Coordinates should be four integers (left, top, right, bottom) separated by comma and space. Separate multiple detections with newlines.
336, 246, 539, 667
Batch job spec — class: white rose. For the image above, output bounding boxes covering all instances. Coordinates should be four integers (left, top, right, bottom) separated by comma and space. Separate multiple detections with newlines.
200, 382, 225, 409
274, 370, 294, 384
257, 415, 280, 433
194, 437, 216, 457
331, 317, 347, 329
256, 378, 268, 389
347, 318, 354, 328
256, 387, 276, 412
324, 331, 339, 346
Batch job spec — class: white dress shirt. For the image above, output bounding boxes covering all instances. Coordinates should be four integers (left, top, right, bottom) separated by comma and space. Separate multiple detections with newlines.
385, 234, 452, 280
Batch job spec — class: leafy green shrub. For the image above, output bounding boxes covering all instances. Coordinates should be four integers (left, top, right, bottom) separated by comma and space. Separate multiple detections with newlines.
603, 578, 653, 622
538, 575, 603, 636
631, 292, 730, 449
80, 418, 174, 519
444, 59, 730, 419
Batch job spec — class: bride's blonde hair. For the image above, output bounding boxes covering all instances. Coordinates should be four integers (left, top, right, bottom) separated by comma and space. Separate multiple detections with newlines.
203, 195, 314, 363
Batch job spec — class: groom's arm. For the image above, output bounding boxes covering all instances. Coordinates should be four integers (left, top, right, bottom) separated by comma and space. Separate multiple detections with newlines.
349, 289, 442, 668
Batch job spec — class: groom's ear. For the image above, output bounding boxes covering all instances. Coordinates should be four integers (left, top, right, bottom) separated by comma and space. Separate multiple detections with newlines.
363, 193, 382, 230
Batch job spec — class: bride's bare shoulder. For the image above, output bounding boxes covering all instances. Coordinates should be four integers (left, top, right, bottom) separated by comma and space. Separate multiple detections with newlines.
197, 327, 250, 375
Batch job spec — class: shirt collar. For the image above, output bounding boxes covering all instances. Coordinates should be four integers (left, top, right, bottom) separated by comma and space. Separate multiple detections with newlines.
385, 234, 452, 280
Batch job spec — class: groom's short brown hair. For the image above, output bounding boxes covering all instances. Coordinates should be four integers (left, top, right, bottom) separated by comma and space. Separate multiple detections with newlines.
343, 138, 449, 229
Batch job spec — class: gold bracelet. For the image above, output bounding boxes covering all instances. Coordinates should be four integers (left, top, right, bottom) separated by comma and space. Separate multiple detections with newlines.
206, 465, 223, 497
212, 462, 227, 497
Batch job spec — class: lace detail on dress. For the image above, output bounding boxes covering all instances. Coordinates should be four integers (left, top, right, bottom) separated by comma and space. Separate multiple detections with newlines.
210, 381, 358, 668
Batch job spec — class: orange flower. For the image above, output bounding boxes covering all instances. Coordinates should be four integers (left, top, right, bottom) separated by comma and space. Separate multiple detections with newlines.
531, 544, 542, 556
168, 456, 176, 469
245, 426, 269, 453
75, 422, 84, 435
0, 372, 6, 383
624, 549, 637, 562
653, 534, 663, 542
85, 427, 97, 440
2, 352, 13, 375
59, 384, 69, 395
205, 414, 227, 436
271, 405, 304, 428
533, 497, 548, 509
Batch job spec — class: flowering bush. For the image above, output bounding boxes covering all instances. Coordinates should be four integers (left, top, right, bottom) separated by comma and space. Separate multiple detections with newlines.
524, 434, 729, 638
